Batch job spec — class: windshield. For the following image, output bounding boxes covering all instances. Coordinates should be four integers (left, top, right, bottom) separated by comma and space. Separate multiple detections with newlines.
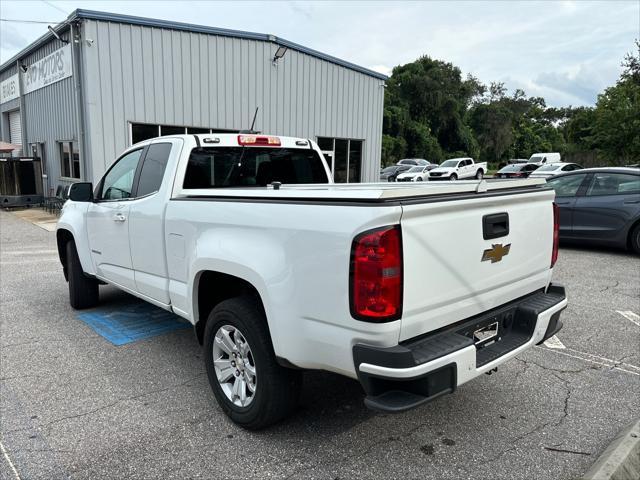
440, 160, 459, 168
499, 164, 522, 172
382, 166, 398, 174
530, 156, 544, 163
407, 166, 424, 173
537, 164, 561, 172
183, 147, 328, 188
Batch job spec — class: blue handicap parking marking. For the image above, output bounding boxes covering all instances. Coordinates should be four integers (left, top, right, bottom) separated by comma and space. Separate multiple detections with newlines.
77, 301, 191, 346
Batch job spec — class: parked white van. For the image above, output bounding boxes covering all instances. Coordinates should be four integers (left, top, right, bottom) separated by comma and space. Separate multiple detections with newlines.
528, 153, 561, 165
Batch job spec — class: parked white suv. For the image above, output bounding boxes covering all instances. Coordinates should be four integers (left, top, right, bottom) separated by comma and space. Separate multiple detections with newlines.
428, 157, 487, 180
57, 133, 567, 428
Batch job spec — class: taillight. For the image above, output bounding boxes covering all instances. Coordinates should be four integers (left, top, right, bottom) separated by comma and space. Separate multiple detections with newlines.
350, 225, 403, 322
551, 202, 559, 268
237, 135, 281, 146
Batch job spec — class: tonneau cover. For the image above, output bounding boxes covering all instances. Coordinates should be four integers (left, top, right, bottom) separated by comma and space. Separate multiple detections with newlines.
174, 178, 548, 201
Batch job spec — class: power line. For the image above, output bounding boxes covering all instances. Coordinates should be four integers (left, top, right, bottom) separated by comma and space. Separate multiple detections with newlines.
0, 18, 63, 24
41, 0, 69, 16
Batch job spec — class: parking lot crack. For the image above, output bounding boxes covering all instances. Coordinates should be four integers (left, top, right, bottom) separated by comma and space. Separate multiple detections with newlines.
2, 374, 206, 434
543, 446, 591, 455
517, 355, 593, 375
599, 280, 619, 293
475, 364, 573, 468
282, 431, 406, 479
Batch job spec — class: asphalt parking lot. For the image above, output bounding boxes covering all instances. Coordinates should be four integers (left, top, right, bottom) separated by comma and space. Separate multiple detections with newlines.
1, 209, 639, 480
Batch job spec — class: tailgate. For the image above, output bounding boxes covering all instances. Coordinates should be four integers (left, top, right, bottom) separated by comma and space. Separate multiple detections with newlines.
399, 188, 555, 341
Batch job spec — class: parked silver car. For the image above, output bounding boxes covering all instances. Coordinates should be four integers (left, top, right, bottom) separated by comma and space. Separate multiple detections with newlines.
529, 162, 582, 178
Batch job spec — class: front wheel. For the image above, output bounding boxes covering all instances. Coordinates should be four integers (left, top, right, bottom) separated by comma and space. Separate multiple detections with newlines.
203, 296, 302, 429
630, 223, 640, 255
450, 174, 457, 181
388, 176, 396, 182
476, 170, 484, 180
415, 176, 423, 182
66, 241, 99, 309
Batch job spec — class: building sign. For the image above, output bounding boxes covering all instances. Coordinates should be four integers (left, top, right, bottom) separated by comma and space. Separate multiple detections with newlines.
23, 44, 72, 95
0, 74, 20, 104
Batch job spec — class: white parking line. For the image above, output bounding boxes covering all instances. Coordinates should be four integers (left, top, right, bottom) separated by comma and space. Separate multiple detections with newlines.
616, 310, 640, 328
543, 335, 566, 349
0, 250, 57, 256
542, 348, 640, 376
0, 441, 21, 480
0, 259, 59, 265
564, 347, 640, 372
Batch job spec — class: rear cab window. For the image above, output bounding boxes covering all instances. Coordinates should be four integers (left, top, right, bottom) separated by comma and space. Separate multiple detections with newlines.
183, 147, 329, 188
136, 143, 172, 197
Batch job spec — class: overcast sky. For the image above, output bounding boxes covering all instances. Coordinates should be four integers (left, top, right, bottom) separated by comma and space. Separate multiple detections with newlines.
1, 0, 638, 107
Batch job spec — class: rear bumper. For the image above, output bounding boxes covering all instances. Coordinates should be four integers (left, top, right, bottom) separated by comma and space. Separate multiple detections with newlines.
353, 284, 567, 413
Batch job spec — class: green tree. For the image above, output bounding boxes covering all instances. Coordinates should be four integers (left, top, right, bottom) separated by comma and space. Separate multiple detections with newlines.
383, 56, 483, 161
591, 79, 640, 163
589, 40, 640, 163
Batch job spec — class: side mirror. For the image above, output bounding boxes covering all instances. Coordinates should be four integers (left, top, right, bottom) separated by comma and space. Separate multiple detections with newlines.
68, 182, 94, 202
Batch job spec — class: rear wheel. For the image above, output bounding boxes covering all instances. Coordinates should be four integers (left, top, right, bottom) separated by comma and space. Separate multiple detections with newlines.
66, 241, 99, 309
630, 223, 640, 254
203, 296, 302, 429
450, 173, 457, 181
476, 170, 484, 180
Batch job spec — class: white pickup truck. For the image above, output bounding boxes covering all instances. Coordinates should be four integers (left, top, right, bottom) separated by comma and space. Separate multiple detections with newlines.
428, 157, 487, 181
57, 133, 567, 429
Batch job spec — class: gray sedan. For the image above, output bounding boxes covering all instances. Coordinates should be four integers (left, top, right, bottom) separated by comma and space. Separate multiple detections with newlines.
545, 167, 640, 253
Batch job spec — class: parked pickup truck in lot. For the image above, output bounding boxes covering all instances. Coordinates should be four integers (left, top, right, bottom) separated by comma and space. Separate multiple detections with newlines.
57, 133, 567, 429
428, 157, 487, 180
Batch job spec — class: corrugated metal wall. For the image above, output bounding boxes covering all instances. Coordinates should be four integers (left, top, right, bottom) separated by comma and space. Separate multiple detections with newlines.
0, 65, 20, 153
81, 20, 385, 183
18, 30, 78, 193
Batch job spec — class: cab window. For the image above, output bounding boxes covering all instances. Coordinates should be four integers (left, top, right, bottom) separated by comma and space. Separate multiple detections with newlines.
136, 143, 172, 197
586, 173, 640, 196
98, 149, 143, 200
545, 174, 587, 197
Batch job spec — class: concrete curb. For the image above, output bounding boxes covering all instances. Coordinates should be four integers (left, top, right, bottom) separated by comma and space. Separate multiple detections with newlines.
583, 419, 640, 480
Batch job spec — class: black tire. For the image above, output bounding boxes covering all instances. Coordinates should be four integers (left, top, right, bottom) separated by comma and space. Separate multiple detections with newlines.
66, 241, 99, 309
630, 223, 640, 255
450, 173, 457, 181
416, 176, 423, 182
203, 296, 302, 429
476, 170, 484, 180
388, 176, 396, 182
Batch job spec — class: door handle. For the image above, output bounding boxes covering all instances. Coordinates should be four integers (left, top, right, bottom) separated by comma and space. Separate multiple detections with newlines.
555, 201, 571, 205
624, 199, 640, 204
113, 213, 127, 222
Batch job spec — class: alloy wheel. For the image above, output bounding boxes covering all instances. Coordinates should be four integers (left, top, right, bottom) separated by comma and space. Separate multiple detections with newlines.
212, 325, 257, 407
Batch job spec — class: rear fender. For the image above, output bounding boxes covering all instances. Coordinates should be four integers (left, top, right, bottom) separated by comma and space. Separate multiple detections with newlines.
188, 230, 285, 355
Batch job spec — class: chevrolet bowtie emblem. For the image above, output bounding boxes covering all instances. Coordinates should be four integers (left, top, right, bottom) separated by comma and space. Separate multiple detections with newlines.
482, 243, 511, 263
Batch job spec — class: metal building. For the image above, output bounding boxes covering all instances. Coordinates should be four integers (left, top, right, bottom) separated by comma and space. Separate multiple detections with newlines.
0, 9, 387, 195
